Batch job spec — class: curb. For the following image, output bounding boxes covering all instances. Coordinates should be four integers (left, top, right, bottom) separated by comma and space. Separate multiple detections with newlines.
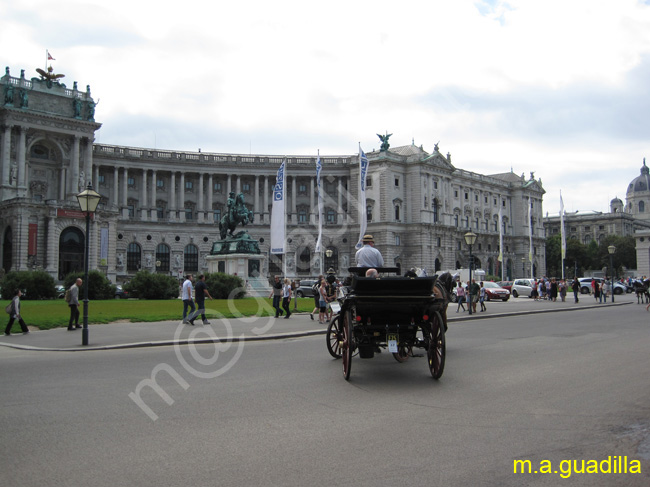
0, 301, 632, 352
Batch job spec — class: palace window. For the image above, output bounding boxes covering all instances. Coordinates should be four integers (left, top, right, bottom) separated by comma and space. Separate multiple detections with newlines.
157, 179, 165, 189
127, 242, 141, 271
184, 244, 198, 272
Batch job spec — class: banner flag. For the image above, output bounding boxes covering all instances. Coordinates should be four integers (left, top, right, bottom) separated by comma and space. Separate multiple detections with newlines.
528, 197, 533, 278
498, 207, 503, 262
560, 192, 566, 260
355, 147, 369, 250
47, 50, 55, 61
270, 159, 286, 254
315, 154, 323, 253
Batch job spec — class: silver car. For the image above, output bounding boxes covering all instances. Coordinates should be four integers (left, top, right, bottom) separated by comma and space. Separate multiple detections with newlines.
511, 278, 535, 298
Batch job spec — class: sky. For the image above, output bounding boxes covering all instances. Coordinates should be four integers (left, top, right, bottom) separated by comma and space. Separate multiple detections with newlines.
2, 0, 650, 216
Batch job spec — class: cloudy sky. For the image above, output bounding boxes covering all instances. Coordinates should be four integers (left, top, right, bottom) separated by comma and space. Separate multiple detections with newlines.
3, 0, 650, 216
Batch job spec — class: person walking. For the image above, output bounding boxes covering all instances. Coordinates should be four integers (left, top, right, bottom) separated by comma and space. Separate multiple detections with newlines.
602, 279, 611, 303
181, 274, 195, 324
282, 278, 292, 319
188, 274, 212, 325
67, 278, 82, 330
318, 278, 328, 324
310, 275, 323, 321
4, 289, 29, 335
572, 277, 580, 303
559, 279, 567, 302
479, 282, 487, 312
456, 282, 466, 312
594, 281, 601, 303
470, 279, 480, 313
550, 278, 558, 302
269, 275, 283, 318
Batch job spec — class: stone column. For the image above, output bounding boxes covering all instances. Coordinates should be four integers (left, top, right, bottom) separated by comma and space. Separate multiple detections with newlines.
337, 177, 343, 223
179, 172, 185, 222
236, 175, 241, 194
291, 176, 297, 222
226, 175, 231, 196
263, 176, 269, 224
83, 138, 93, 188
46, 216, 56, 274
207, 174, 214, 223
70, 136, 80, 199
113, 167, 119, 209
122, 167, 128, 206
254, 175, 260, 223
0, 125, 11, 186
310, 177, 315, 224
141, 168, 147, 221
151, 170, 157, 221
16, 126, 26, 191
198, 173, 204, 223
170, 171, 176, 220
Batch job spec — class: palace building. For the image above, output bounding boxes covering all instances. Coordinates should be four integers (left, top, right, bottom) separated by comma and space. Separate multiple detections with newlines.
0, 64, 546, 284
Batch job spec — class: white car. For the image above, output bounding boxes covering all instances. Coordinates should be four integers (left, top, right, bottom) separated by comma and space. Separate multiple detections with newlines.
511, 279, 535, 298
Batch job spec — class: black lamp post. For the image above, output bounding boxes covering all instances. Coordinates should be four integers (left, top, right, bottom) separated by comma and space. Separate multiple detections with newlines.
76, 182, 102, 346
464, 231, 477, 315
608, 245, 616, 303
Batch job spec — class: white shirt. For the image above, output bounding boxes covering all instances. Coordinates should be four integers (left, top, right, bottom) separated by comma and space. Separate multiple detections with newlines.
355, 244, 384, 268
182, 279, 193, 300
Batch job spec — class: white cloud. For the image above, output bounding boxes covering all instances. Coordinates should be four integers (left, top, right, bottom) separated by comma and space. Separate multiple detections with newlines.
2, 0, 650, 215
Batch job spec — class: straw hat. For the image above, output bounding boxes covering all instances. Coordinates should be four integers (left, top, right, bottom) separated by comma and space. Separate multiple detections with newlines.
362, 234, 374, 243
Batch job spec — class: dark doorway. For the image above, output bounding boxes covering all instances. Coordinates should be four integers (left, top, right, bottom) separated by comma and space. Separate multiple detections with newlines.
59, 227, 84, 280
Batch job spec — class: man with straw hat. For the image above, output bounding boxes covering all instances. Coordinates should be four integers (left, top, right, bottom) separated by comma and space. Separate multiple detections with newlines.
355, 234, 384, 268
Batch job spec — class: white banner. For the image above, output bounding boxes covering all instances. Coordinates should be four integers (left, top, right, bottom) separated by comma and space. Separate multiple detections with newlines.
528, 197, 533, 278
315, 154, 323, 253
355, 148, 369, 250
270, 159, 286, 254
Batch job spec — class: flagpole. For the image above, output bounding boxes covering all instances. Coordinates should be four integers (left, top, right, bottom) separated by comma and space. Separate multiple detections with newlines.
283, 157, 287, 277
317, 150, 323, 276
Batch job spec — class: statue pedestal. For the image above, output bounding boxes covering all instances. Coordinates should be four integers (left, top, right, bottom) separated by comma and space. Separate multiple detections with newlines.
206, 253, 270, 297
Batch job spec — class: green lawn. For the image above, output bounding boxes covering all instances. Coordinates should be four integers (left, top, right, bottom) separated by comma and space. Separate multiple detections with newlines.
2, 297, 316, 331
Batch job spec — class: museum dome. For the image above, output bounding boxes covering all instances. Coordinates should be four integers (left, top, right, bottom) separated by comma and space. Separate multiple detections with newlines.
627, 158, 650, 194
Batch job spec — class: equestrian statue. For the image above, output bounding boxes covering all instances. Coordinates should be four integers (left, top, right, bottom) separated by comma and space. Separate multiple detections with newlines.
219, 192, 254, 240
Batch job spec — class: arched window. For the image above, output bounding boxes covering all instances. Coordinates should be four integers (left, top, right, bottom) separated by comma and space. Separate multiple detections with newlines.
394, 204, 400, 221
435, 258, 441, 272
156, 243, 170, 272
58, 227, 84, 280
127, 242, 141, 271
366, 204, 373, 222
184, 244, 198, 272
640, 201, 645, 213
297, 247, 311, 274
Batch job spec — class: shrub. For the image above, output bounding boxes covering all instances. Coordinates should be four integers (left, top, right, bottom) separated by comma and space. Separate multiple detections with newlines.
204, 273, 245, 299
1, 270, 57, 300
123, 270, 179, 299
63, 270, 115, 300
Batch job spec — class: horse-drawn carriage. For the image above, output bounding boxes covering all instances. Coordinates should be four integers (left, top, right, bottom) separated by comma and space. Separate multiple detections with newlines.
326, 267, 450, 380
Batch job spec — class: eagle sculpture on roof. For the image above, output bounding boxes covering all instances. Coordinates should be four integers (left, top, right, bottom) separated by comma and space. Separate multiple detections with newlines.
35, 66, 65, 88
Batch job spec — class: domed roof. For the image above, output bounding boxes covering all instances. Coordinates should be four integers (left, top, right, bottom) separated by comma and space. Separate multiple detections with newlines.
627, 158, 650, 194
611, 196, 623, 204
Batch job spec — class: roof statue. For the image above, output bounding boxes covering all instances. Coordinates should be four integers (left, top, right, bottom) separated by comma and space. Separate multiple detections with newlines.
35, 66, 64, 88
377, 132, 392, 152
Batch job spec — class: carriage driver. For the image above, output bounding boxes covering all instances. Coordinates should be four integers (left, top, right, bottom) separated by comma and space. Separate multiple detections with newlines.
355, 234, 384, 268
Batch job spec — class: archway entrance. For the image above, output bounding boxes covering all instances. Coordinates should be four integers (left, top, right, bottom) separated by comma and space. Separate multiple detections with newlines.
59, 227, 84, 280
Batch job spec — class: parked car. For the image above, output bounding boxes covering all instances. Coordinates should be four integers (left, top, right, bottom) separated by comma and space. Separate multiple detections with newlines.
511, 278, 535, 298
115, 285, 129, 299
578, 278, 601, 295
497, 280, 513, 292
295, 279, 318, 298
482, 281, 510, 301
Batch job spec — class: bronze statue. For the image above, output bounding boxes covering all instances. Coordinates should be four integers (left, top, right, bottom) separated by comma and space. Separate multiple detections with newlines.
218, 192, 254, 240
377, 132, 392, 152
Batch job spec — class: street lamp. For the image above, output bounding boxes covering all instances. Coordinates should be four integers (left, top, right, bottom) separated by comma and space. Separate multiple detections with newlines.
464, 231, 477, 315
608, 245, 616, 303
76, 182, 101, 346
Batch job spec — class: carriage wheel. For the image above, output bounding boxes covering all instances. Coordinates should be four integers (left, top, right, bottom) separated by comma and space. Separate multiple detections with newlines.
326, 316, 343, 359
342, 308, 353, 380
392, 341, 412, 363
427, 312, 446, 380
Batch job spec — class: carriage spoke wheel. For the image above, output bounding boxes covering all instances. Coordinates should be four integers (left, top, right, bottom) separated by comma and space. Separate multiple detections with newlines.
326, 316, 343, 359
427, 312, 446, 380
342, 309, 353, 380
392, 341, 412, 363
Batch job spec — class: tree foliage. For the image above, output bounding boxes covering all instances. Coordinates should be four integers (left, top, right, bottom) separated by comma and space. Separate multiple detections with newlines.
123, 270, 179, 299
1, 270, 56, 300
204, 273, 246, 299
63, 270, 115, 300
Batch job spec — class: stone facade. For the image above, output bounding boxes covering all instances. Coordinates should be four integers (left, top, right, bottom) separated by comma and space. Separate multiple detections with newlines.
1, 65, 546, 283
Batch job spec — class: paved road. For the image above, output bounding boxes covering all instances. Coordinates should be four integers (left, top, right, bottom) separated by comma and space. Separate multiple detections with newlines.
1, 298, 648, 486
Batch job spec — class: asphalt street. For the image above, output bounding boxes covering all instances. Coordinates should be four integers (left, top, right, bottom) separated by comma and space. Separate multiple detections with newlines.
0, 294, 649, 486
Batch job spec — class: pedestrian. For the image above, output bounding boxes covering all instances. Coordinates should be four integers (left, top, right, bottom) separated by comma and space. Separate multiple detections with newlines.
479, 282, 487, 312
594, 281, 601, 303
470, 279, 480, 313
325, 274, 337, 321
292, 280, 298, 310
4, 289, 29, 335
572, 277, 580, 303
318, 278, 328, 324
188, 274, 212, 325
456, 282, 466, 312
550, 278, 558, 302
181, 274, 195, 324
559, 279, 567, 302
282, 278, 292, 319
269, 275, 283, 318
67, 278, 82, 330
602, 279, 611, 303
310, 275, 323, 321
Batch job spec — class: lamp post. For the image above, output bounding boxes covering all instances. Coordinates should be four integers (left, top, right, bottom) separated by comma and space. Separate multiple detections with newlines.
521, 257, 525, 277
325, 248, 333, 271
76, 182, 101, 346
464, 231, 477, 315
608, 245, 616, 303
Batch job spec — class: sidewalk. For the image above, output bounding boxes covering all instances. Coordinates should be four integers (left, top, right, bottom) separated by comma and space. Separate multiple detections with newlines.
0, 295, 635, 352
